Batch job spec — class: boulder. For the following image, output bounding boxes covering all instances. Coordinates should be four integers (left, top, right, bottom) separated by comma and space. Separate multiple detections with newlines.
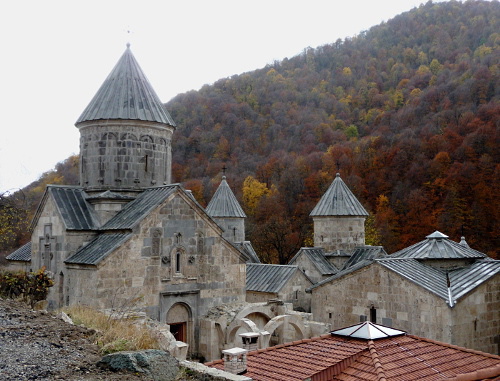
98, 349, 179, 380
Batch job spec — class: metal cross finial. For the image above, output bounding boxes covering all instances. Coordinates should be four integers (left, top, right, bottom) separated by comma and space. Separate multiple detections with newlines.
125, 27, 133, 48
222, 165, 227, 175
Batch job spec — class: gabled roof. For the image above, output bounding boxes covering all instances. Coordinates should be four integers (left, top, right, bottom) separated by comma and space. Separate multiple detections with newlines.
310, 173, 368, 217
391, 231, 486, 259
6, 242, 32, 262
206, 328, 500, 381
101, 185, 178, 230
76, 44, 176, 126
309, 257, 500, 305
65, 233, 132, 265
246, 263, 312, 293
35, 186, 99, 231
233, 241, 261, 263
379, 257, 500, 304
289, 247, 338, 276
205, 176, 246, 218
341, 245, 387, 270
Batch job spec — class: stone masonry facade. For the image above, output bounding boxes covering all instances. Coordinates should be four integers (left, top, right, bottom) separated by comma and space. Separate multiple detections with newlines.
310, 262, 500, 354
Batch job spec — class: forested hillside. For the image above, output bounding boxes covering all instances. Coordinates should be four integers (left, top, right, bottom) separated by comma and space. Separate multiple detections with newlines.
1, 0, 498, 261
167, 0, 499, 259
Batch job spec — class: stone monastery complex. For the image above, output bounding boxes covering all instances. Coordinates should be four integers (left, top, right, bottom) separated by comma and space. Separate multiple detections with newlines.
6, 46, 499, 364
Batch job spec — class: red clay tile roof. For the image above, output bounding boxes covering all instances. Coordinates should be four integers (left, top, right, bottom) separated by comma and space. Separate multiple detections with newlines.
206, 334, 500, 381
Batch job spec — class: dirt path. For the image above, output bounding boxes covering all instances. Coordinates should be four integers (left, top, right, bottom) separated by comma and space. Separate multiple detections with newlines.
0, 298, 149, 380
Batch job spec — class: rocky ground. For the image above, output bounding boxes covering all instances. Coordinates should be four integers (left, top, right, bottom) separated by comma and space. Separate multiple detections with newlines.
0, 297, 150, 380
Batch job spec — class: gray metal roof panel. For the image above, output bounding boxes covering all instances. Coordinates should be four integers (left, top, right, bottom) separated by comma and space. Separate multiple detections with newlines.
102, 185, 177, 230
49, 186, 99, 230
377, 258, 449, 300
309, 256, 500, 304
307, 259, 373, 291
86, 190, 135, 200
391, 231, 486, 259
233, 241, 261, 263
76, 45, 176, 126
450, 259, 500, 299
246, 264, 306, 293
310, 173, 368, 217
289, 247, 337, 275
205, 177, 246, 218
6, 242, 32, 262
65, 233, 132, 265
342, 246, 387, 270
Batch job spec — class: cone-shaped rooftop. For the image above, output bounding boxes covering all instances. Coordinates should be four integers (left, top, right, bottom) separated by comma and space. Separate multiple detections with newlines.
310, 173, 368, 216
206, 176, 246, 218
76, 44, 176, 126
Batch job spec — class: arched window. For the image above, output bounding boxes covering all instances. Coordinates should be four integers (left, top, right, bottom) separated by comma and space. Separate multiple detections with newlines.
176, 251, 181, 273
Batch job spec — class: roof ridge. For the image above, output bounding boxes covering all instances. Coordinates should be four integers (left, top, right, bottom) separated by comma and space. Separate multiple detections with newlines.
368, 340, 388, 381
312, 349, 367, 380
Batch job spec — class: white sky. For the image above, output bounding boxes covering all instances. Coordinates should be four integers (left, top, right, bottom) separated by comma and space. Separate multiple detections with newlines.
0, 0, 444, 193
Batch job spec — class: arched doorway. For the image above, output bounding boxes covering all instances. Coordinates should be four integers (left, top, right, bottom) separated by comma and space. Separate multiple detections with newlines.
166, 303, 191, 344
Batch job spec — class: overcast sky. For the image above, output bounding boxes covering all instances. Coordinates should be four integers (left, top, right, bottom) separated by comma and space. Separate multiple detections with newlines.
0, 0, 447, 193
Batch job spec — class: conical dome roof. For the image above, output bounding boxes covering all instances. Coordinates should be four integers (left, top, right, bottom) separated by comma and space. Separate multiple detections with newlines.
76, 44, 176, 126
206, 176, 246, 218
310, 173, 368, 217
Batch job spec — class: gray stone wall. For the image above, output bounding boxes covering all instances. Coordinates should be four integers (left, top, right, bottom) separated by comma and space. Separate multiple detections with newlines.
310, 263, 499, 354
63, 191, 246, 357
290, 254, 328, 284
313, 216, 366, 252
31, 196, 97, 309
450, 277, 499, 354
277, 271, 312, 312
213, 217, 245, 243
78, 121, 174, 191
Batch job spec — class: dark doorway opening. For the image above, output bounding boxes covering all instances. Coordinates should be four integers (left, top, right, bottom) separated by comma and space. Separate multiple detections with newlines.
170, 322, 187, 342
370, 306, 377, 323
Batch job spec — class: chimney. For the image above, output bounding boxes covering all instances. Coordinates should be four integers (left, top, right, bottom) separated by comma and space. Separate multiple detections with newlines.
240, 332, 260, 352
222, 347, 248, 375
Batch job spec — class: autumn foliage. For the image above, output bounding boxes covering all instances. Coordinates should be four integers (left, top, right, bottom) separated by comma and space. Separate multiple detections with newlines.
1, 1, 498, 260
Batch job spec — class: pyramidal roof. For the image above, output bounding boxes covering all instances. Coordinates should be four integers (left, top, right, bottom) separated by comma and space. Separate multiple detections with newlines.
205, 176, 246, 218
331, 321, 406, 340
391, 231, 486, 259
76, 44, 176, 126
310, 173, 368, 216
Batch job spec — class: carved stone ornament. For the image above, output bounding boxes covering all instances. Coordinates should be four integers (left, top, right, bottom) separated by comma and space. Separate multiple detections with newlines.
188, 255, 196, 264
161, 255, 170, 264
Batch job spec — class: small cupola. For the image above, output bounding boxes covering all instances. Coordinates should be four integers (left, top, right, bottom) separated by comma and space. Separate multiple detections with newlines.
310, 173, 369, 252
331, 321, 406, 340
206, 175, 247, 243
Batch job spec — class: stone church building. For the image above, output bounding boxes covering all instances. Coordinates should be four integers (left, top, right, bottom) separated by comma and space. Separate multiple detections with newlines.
6, 45, 499, 360
6, 45, 331, 361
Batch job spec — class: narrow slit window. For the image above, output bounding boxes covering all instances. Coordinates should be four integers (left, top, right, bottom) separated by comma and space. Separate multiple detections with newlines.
176, 252, 181, 273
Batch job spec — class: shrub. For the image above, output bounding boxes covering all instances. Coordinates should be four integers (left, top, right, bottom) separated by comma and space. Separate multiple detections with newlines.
0, 267, 53, 307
